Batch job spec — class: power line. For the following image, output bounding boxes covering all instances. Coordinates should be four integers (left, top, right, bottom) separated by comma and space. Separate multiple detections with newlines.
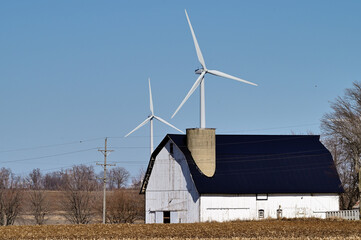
109, 136, 320, 150
110, 146, 149, 149
41, 161, 99, 172
107, 136, 164, 139
151, 158, 334, 176
218, 123, 320, 134
15, 161, 99, 176
0, 124, 321, 154
0, 147, 98, 164
0, 137, 104, 153
0, 136, 321, 165
171, 136, 316, 149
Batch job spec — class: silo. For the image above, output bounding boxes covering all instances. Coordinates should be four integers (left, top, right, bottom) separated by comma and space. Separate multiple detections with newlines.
186, 128, 216, 177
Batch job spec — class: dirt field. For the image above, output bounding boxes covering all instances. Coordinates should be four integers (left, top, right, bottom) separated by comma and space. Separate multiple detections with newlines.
0, 219, 361, 239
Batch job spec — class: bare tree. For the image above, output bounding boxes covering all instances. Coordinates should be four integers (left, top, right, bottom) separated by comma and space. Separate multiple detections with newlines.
25, 168, 49, 225
60, 165, 98, 224
43, 171, 63, 190
27, 191, 49, 225
322, 136, 358, 210
28, 168, 42, 190
0, 168, 22, 226
106, 189, 144, 223
321, 81, 361, 210
109, 167, 130, 189
130, 169, 145, 190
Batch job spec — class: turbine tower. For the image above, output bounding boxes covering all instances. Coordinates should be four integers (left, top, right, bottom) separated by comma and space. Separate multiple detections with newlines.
172, 10, 258, 128
125, 78, 184, 155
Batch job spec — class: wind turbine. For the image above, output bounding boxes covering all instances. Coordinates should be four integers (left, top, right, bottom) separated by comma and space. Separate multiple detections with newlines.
125, 78, 184, 155
172, 10, 258, 128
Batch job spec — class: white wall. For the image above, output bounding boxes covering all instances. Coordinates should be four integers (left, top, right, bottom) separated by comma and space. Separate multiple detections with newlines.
145, 141, 200, 223
200, 194, 340, 222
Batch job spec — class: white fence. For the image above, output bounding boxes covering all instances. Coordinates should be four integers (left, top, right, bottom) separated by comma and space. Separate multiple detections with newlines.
326, 210, 360, 220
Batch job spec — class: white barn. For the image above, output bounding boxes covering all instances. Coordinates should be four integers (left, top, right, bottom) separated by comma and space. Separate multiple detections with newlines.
140, 129, 343, 223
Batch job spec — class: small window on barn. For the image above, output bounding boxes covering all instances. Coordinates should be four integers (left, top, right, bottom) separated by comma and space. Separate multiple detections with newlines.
258, 209, 264, 219
256, 194, 268, 201
170, 143, 174, 155
163, 211, 170, 223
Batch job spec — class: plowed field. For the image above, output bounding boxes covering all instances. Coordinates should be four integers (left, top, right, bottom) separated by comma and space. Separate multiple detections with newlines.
0, 219, 360, 239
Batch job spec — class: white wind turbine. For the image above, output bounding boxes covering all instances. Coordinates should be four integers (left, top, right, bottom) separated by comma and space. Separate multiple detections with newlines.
125, 78, 184, 155
172, 10, 258, 128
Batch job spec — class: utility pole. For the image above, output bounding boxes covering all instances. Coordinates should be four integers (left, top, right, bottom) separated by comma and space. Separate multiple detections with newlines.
97, 137, 115, 224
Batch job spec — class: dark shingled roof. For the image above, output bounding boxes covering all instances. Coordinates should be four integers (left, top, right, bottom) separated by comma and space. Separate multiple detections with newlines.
141, 134, 343, 194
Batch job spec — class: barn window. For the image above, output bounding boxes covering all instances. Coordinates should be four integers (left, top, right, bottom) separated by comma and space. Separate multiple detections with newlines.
170, 143, 174, 154
256, 194, 268, 200
163, 211, 170, 223
258, 209, 264, 219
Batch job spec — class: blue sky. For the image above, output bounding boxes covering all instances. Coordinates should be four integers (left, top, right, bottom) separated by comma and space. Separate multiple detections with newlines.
1, 1, 360, 181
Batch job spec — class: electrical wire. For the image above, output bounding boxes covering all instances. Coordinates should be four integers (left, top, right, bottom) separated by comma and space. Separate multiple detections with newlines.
110, 146, 150, 149
217, 123, 320, 134
15, 161, 100, 176
0, 137, 104, 153
109, 136, 319, 149
0, 148, 98, 164
148, 157, 334, 176
0, 124, 321, 154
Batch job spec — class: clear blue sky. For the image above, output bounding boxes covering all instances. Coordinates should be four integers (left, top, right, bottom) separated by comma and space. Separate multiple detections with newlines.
1, 1, 360, 181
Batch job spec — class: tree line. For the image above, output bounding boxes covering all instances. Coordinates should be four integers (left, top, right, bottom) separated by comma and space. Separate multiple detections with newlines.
0, 165, 144, 225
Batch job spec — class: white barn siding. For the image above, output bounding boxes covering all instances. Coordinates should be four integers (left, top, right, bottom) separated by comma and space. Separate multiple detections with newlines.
145, 141, 200, 223
200, 194, 340, 222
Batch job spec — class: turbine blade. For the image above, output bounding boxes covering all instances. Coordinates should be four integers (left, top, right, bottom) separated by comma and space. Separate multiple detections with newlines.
154, 116, 184, 134
148, 78, 154, 115
185, 9, 206, 69
124, 116, 152, 137
172, 71, 206, 118
207, 69, 258, 86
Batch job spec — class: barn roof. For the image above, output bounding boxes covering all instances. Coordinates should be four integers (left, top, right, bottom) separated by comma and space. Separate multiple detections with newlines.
141, 134, 343, 195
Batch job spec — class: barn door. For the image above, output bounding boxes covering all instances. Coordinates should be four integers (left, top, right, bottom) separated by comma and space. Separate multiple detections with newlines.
170, 211, 179, 223
155, 211, 163, 223
148, 212, 155, 223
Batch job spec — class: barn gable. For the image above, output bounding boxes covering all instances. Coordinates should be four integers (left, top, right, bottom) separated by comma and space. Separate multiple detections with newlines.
144, 140, 200, 223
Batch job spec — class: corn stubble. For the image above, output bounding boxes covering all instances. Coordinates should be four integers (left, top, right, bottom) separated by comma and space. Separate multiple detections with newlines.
0, 219, 360, 239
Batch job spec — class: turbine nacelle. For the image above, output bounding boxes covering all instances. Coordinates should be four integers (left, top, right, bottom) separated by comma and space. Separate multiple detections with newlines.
195, 68, 204, 75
